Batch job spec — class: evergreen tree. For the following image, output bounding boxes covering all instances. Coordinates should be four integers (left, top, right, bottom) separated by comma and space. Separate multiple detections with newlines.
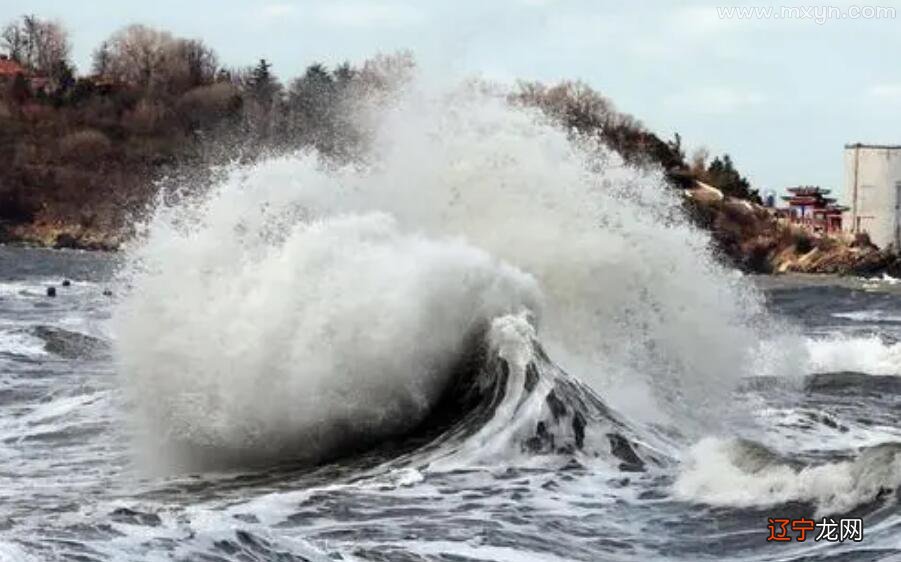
287, 62, 340, 150
249, 58, 280, 108
333, 61, 355, 86
705, 153, 759, 202
51, 59, 75, 93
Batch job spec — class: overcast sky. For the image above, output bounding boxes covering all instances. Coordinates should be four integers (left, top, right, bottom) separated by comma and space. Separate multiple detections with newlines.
5, 0, 901, 196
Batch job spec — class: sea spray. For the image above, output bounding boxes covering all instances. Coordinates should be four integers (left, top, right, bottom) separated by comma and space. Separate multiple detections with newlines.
115, 210, 540, 470
113, 77, 768, 471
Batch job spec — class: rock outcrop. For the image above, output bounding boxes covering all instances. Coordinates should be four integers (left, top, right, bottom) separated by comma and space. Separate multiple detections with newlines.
0, 214, 122, 251
684, 181, 898, 276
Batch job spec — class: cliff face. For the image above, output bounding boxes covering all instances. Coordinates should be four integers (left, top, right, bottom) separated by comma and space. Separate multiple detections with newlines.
685, 182, 897, 276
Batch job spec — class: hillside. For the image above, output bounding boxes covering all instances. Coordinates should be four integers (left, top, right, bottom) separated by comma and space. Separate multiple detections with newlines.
0, 15, 891, 276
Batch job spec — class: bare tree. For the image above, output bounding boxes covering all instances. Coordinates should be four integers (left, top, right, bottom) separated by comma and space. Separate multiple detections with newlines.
690, 147, 710, 176
96, 24, 174, 89
173, 39, 218, 88
94, 24, 218, 94
1, 15, 71, 77
32, 18, 69, 78
1, 22, 26, 62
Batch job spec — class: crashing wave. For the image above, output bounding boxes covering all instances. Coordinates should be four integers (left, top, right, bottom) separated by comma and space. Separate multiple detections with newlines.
113, 78, 767, 474
674, 437, 901, 518
410, 313, 670, 472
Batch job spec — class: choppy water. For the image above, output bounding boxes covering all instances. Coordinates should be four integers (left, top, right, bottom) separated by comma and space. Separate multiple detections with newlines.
0, 247, 899, 561
2, 83, 900, 561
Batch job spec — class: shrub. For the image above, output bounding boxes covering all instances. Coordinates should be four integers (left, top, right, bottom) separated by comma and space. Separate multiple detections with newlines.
59, 129, 112, 163
176, 82, 241, 129
122, 99, 171, 134
792, 230, 814, 254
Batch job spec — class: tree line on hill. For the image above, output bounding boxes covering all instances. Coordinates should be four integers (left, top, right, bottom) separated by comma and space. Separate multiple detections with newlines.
0, 14, 757, 248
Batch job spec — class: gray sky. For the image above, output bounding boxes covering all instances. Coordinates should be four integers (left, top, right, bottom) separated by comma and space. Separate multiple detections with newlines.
4, 0, 901, 196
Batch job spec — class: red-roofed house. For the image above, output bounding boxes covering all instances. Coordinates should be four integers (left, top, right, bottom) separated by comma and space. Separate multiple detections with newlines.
0, 55, 25, 79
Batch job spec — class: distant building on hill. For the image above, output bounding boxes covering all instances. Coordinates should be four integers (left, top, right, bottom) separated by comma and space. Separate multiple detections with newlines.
0, 53, 54, 96
844, 143, 901, 249
777, 185, 846, 233
0, 54, 25, 81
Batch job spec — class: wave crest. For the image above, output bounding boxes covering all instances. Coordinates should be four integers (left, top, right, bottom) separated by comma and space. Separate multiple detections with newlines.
113, 79, 766, 472
674, 437, 901, 517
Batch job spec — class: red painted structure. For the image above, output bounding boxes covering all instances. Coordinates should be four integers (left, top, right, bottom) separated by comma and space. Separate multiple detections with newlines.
777, 186, 847, 233
0, 55, 24, 79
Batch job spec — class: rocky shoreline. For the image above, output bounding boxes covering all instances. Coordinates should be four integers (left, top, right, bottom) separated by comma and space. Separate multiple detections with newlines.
4, 181, 900, 278
0, 219, 121, 252
685, 182, 901, 277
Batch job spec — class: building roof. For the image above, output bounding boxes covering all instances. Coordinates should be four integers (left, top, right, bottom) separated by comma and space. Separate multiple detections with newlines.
845, 142, 901, 150
0, 57, 24, 77
786, 185, 830, 195
781, 196, 816, 201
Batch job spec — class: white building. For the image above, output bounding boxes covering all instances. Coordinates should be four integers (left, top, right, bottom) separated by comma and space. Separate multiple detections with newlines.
843, 143, 901, 249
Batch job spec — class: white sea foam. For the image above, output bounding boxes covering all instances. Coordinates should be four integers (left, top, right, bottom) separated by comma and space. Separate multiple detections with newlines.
0, 329, 47, 358
0, 541, 39, 562
805, 335, 901, 376
869, 273, 901, 286
113, 77, 768, 471
832, 309, 901, 323
674, 437, 901, 517
752, 331, 901, 378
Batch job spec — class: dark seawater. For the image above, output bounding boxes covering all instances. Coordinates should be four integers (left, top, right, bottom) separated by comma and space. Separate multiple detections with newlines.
0, 246, 899, 562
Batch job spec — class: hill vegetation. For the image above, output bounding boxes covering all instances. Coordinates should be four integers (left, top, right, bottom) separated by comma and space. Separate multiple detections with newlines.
0, 14, 759, 253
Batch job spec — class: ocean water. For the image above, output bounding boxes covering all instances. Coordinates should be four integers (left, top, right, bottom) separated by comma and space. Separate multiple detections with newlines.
0, 83, 898, 561
1, 248, 899, 561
